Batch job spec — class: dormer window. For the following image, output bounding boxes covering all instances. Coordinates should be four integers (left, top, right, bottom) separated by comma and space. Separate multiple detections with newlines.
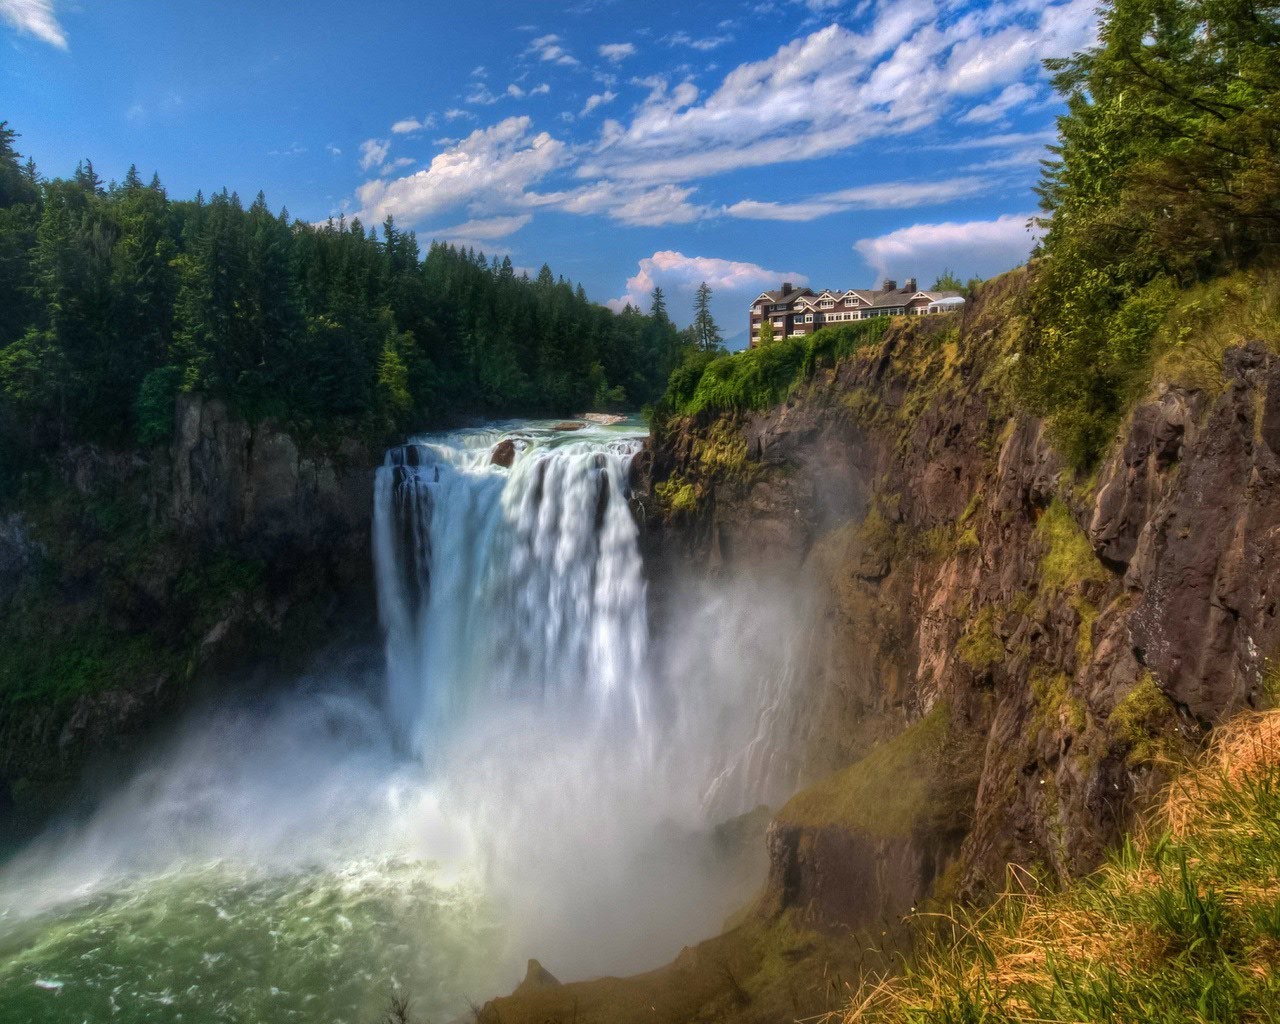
819, 299, 834, 309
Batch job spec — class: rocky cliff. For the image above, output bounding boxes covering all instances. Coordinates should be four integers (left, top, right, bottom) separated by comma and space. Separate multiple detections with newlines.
486, 268, 1280, 1023
0, 395, 377, 836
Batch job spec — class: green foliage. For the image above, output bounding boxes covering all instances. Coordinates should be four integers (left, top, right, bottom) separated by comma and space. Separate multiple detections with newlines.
757, 317, 775, 345
1036, 499, 1107, 595
0, 123, 682, 462
135, 365, 181, 445
662, 318, 889, 417
1023, 0, 1280, 467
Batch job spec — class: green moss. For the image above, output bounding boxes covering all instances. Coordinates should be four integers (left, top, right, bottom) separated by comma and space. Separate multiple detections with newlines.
1036, 499, 1108, 595
957, 607, 1005, 672
1072, 595, 1099, 668
1030, 668, 1087, 738
777, 706, 951, 839
655, 477, 699, 518
1108, 672, 1176, 767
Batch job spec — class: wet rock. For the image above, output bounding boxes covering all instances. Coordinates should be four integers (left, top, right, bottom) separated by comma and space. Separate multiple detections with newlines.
490, 439, 517, 467
512, 960, 562, 996
552, 421, 586, 432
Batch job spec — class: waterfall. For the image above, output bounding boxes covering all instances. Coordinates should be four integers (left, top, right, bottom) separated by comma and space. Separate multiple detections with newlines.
372, 423, 653, 768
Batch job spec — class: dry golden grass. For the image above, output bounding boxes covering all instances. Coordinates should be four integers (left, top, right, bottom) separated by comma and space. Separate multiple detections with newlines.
837, 710, 1280, 1024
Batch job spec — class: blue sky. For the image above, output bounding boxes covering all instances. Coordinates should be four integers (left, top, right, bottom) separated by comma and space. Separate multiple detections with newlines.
1, 0, 1097, 338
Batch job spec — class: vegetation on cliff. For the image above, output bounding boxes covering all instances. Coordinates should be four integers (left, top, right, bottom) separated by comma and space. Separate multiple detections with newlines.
844, 712, 1280, 1023
1023, 0, 1280, 465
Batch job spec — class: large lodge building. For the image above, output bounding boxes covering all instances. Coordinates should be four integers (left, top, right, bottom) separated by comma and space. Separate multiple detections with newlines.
749, 278, 964, 348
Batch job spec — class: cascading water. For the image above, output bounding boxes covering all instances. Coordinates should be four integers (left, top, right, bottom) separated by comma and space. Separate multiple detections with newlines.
0, 418, 813, 1023
372, 424, 652, 765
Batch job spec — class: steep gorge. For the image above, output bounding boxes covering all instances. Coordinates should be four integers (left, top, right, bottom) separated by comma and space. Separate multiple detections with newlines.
485, 268, 1280, 1022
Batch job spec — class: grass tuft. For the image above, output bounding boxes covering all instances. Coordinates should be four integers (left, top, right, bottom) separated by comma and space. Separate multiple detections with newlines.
839, 710, 1280, 1023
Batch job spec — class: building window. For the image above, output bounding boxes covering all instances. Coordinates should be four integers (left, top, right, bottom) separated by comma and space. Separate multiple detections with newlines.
844, 297, 855, 306
819, 299, 834, 309
805, 314, 813, 323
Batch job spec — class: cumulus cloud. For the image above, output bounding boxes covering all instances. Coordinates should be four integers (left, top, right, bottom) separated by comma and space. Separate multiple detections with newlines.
359, 138, 391, 171
0, 0, 67, 48
599, 42, 636, 63
608, 251, 808, 313
853, 212, 1042, 284
391, 117, 427, 134
580, 0, 1097, 182
353, 117, 567, 226
725, 176, 990, 221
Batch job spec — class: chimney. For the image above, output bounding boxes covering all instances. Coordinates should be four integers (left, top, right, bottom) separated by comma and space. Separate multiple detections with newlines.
882, 278, 897, 291
781, 281, 793, 294
905, 277, 917, 292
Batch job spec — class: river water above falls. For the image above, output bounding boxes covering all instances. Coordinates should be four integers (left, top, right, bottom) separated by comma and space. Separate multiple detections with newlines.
0, 419, 808, 1023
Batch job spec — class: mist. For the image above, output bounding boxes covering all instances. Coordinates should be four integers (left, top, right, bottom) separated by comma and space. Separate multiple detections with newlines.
0, 421, 817, 1015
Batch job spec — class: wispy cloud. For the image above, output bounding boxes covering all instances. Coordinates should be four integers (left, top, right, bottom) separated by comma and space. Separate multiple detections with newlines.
581, 91, 617, 117
581, 0, 1096, 183
724, 177, 991, 221
598, 42, 636, 63
359, 138, 391, 171
527, 33, 579, 66
391, 116, 432, 135
0, 0, 67, 49
665, 30, 733, 51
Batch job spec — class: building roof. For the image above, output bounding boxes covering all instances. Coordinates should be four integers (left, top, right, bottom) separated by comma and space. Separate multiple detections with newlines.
752, 283, 965, 310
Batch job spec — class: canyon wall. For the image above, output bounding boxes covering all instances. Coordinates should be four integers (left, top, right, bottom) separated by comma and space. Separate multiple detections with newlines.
0, 395, 378, 834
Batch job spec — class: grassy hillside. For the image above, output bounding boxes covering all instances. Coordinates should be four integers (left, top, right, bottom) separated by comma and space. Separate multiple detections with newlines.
844, 712, 1280, 1023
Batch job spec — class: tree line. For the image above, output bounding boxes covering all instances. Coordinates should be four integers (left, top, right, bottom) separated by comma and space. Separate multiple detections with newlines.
0, 124, 728, 480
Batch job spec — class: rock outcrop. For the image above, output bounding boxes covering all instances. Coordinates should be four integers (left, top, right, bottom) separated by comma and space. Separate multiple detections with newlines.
644, 268, 1280, 934
0, 396, 378, 836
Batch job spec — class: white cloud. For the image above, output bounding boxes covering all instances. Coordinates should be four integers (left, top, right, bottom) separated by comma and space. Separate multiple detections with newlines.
429, 214, 533, 242
959, 81, 1039, 124
380, 156, 416, 176
724, 176, 991, 221
581, 0, 1097, 182
599, 42, 636, 63
528, 33, 579, 66
543, 181, 707, 227
444, 108, 475, 122
353, 117, 567, 226
325, 143, 343, 158
853, 212, 1042, 284
0, 0, 67, 48
391, 117, 426, 134
581, 91, 617, 116
530, 83, 551, 96
608, 251, 808, 318
666, 30, 733, 51
359, 138, 391, 171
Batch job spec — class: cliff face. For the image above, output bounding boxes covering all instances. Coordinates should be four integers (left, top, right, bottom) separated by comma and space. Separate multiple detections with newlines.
646, 269, 1280, 931
0, 395, 377, 834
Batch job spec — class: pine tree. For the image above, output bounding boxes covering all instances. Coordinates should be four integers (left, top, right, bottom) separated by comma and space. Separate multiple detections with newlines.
692, 281, 722, 352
